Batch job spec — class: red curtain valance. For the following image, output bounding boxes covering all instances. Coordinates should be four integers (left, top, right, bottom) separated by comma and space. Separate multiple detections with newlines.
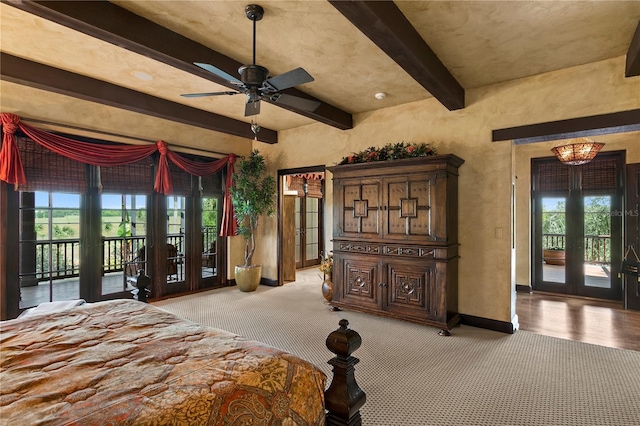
0, 113, 237, 237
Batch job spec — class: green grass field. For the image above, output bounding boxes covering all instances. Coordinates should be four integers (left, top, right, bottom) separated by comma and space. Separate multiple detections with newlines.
34, 215, 150, 239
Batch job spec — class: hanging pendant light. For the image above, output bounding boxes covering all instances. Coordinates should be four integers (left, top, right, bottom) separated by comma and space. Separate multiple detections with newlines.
551, 138, 604, 166
250, 117, 260, 141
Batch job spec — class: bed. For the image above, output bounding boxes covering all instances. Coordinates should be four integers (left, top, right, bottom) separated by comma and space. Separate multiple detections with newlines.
0, 299, 364, 425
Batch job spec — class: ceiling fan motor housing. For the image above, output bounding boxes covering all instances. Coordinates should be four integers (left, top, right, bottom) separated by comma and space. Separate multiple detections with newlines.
239, 64, 270, 88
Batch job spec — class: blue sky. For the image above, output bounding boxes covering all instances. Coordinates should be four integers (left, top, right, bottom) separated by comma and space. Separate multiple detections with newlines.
542, 197, 565, 212
34, 192, 146, 209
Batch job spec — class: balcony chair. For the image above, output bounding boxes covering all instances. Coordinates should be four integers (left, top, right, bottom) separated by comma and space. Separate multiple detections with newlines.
125, 244, 179, 278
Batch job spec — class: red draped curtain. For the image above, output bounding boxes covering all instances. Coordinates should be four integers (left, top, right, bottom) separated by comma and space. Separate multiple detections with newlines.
0, 113, 237, 237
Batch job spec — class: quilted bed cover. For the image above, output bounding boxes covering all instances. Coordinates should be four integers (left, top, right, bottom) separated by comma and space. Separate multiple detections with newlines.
0, 299, 326, 425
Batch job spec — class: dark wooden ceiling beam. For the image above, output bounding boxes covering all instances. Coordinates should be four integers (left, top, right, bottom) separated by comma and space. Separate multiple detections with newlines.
0, 53, 278, 143
328, 0, 465, 111
626, 21, 640, 77
492, 109, 640, 144
4, 0, 353, 130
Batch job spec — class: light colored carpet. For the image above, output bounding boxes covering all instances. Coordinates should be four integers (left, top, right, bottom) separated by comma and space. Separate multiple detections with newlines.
154, 269, 640, 426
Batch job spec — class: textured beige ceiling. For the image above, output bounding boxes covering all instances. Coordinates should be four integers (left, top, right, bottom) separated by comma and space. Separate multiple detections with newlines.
1, 0, 639, 143
397, 1, 640, 88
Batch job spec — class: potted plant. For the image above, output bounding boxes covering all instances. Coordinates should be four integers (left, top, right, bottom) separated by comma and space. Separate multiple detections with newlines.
543, 247, 565, 265
230, 150, 276, 291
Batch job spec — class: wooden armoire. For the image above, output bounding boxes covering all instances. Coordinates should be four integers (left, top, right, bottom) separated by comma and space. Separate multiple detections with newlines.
327, 154, 464, 334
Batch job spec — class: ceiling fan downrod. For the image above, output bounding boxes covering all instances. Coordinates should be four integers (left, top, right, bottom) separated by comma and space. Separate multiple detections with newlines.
245, 4, 264, 66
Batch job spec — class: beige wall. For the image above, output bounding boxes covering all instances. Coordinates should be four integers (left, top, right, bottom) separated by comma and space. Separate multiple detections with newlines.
253, 55, 640, 324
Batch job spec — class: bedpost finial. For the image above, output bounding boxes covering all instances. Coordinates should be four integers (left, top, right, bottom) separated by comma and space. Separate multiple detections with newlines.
326, 319, 362, 358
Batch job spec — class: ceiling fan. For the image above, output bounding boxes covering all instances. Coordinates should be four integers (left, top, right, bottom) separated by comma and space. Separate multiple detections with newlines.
181, 4, 321, 118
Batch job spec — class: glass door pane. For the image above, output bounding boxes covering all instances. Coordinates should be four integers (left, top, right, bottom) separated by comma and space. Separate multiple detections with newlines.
295, 197, 301, 265
542, 197, 566, 284
305, 197, 319, 263
583, 196, 612, 289
201, 196, 219, 279
167, 196, 185, 283
101, 194, 147, 296
294, 196, 322, 269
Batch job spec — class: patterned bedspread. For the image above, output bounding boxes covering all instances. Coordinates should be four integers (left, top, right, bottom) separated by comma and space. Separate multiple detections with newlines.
0, 300, 327, 425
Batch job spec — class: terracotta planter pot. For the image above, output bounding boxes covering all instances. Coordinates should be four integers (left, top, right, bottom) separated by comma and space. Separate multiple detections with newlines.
543, 249, 565, 266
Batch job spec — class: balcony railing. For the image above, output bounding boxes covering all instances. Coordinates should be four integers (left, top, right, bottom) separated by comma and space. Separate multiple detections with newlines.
23, 234, 193, 282
26, 238, 81, 281
202, 226, 217, 253
103, 236, 146, 274
542, 233, 611, 264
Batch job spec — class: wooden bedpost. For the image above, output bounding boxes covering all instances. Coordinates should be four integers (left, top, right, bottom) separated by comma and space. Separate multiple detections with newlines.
325, 319, 366, 426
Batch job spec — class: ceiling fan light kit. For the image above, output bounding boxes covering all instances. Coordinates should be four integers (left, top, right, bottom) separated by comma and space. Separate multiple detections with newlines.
182, 3, 321, 126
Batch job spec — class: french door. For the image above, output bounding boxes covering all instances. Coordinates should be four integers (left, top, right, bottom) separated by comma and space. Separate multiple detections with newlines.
295, 196, 323, 269
532, 152, 624, 300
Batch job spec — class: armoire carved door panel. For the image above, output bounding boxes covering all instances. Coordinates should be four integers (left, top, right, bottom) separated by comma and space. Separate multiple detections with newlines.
384, 174, 441, 241
338, 179, 381, 239
339, 255, 380, 309
384, 261, 434, 320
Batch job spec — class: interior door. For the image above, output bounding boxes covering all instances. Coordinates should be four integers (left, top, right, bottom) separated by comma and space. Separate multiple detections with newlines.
625, 163, 640, 310
295, 196, 322, 269
282, 195, 296, 281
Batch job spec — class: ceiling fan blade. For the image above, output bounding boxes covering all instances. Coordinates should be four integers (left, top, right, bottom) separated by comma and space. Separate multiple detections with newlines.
264, 67, 314, 91
244, 99, 261, 117
270, 93, 321, 112
181, 91, 240, 98
194, 62, 242, 85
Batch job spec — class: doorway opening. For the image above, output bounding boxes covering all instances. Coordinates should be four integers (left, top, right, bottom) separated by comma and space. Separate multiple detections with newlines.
278, 166, 325, 284
531, 151, 624, 300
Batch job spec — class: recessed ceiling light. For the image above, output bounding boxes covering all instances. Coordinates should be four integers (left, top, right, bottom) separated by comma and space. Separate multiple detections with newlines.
374, 92, 387, 100
132, 71, 154, 81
